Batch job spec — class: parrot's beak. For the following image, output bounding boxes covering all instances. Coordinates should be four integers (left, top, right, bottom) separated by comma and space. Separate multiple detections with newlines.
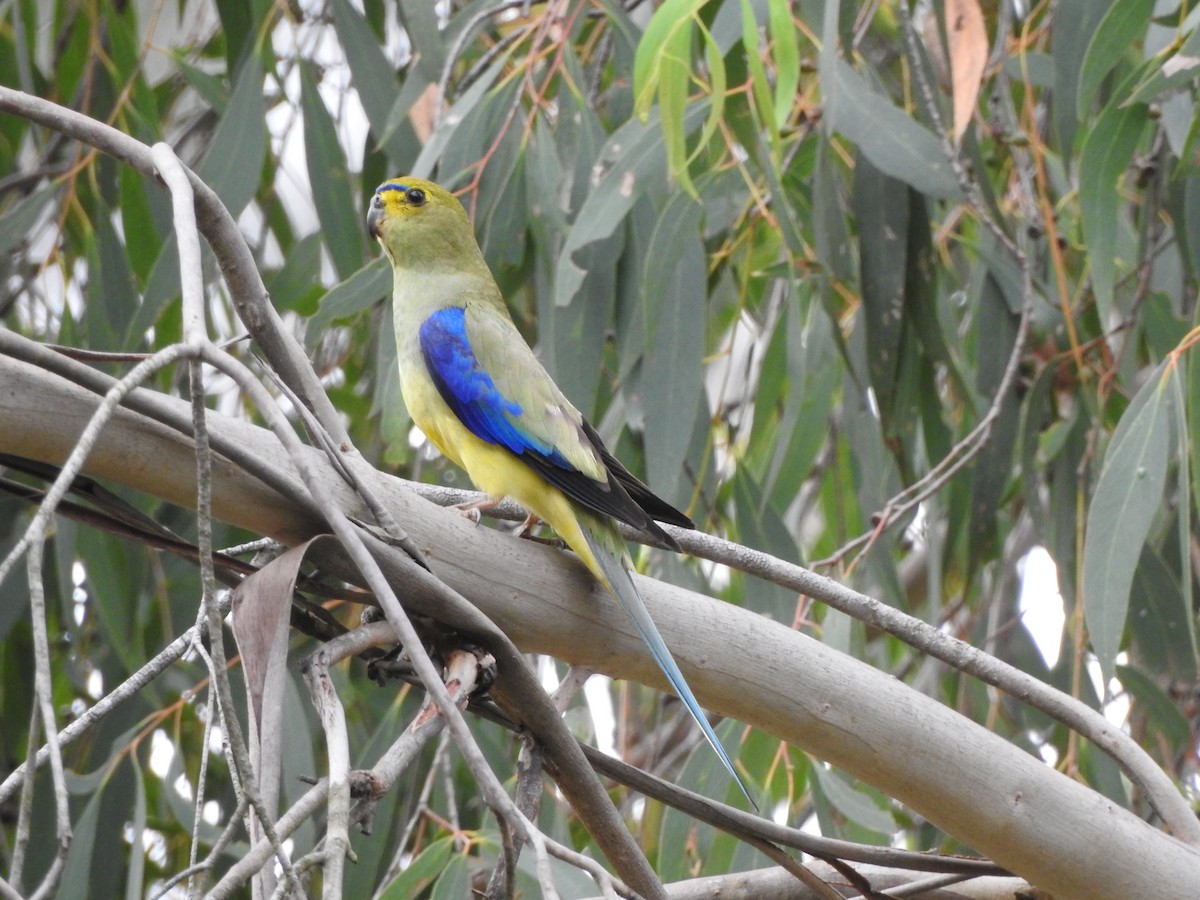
366, 202, 383, 238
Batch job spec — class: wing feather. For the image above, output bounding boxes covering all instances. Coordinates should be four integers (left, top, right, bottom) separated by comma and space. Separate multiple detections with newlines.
418, 306, 690, 544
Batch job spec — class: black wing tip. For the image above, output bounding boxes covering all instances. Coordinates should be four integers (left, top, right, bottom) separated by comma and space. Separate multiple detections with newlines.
644, 518, 683, 552
578, 420, 696, 532
645, 501, 694, 532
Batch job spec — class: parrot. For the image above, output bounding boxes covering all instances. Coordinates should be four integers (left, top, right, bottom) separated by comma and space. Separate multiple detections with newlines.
367, 176, 750, 803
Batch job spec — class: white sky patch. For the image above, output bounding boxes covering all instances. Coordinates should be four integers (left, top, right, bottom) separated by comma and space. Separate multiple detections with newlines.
584, 675, 616, 757
1037, 738, 1060, 768
72, 560, 89, 626
149, 729, 175, 779
1017, 546, 1066, 669
173, 772, 194, 803
203, 800, 222, 825
207, 723, 226, 756
1088, 654, 1132, 727
539, 658, 616, 756
85, 667, 104, 699
538, 655, 560, 694
699, 557, 731, 593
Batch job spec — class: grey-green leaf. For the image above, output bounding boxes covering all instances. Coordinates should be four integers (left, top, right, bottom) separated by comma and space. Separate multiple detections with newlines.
643, 230, 706, 504
308, 256, 390, 337
1078, 99, 1148, 322
300, 63, 365, 280
824, 59, 961, 199
1082, 366, 1171, 681
196, 56, 267, 217
1075, 0, 1154, 117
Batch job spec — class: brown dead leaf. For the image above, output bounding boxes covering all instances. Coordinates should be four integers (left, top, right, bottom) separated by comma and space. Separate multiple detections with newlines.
231, 541, 314, 739
946, 0, 989, 144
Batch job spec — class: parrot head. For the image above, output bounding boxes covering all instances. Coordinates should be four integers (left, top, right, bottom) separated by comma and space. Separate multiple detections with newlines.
367, 176, 479, 269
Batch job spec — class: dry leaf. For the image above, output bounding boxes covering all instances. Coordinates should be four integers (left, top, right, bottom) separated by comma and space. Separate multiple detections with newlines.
946, 0, 989, 144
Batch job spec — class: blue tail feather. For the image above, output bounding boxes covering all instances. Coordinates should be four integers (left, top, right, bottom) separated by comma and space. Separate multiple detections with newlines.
582, 529, 754, 807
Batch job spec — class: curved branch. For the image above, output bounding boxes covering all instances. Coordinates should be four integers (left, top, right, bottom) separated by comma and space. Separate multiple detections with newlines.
2, 349, 1198, 900
0, 84, 351, 451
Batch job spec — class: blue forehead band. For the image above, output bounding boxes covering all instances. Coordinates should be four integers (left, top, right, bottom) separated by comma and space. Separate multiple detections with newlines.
377, 183, 409, 196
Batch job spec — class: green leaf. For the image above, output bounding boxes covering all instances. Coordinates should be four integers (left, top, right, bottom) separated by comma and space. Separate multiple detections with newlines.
769, 0, 800, 131
1050, 0, 1115, 154
123, 753, 147, 900
742, 0, 780, 161
1124, 19, 1200, 107
409, 48, 516, 179
825, 59, 962, 199
732, 474, 801, 620
853, 152, 909, 425
812, 766, 896, 836
331, 0, 395, 132
53, 9, 92, 112
399, 0, 446, 81
1076, 0, 1155, 117
125, 236, 179, 342
1129, 542, 1197, 682
1078, 99, 1148, 321
642, 190, 703, 344
91, 210, 140, 349
643, 223, 706, 505
693, 21, 727, 176
555, 106, 705, 308
104, 0, 159, 135
375, 303, 410, 467
658, 9, 696, 194
300, 63, 365, 280
118, 168, 162, 283
0, 184, 55, 259
60, 772, 107, 898
429, 851, 471, 900
214, 0, 270, 72
1167, 362, 1195, 671
1117, 664, 1191, 750
967, 270, 1021, 565
1082, 365, 1171, 680
632, 4, 727, 195
196, 56, 267, 217
376, 838, 455, 899
308, 257, 390, 336
266, 232, 325, 315
632, 0, 706, 119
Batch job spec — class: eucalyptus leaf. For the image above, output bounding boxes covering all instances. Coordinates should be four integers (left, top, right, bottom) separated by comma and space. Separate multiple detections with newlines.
1079, 99, 1149, 322
300, 63, 365, 280
1082, 365, 1171, 681
825, 60, 961, 199
1076, 0, 1155, 117
196, 56, 267, 218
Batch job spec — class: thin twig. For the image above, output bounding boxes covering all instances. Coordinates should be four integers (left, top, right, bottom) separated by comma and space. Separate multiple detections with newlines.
302, 647, 352, 900
154, 141, 303, 898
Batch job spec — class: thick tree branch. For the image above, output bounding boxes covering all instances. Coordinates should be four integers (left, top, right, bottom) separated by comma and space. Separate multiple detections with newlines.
2, 346, 1198, 900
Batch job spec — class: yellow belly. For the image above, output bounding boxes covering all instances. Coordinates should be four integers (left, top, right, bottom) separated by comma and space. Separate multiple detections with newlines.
405, 381, 603, 581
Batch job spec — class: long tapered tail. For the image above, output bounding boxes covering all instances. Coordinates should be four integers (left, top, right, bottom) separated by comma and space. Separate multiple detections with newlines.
581, 527, 753, 806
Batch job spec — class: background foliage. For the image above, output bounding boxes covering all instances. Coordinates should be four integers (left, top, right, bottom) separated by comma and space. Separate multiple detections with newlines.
3, 0, 1200, 896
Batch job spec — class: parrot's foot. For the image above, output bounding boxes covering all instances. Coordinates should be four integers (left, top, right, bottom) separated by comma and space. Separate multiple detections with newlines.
514, 514, 566, 548
454, 497, 498, 525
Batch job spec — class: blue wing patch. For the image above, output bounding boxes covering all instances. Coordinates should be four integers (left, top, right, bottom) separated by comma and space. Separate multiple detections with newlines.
419, 307, 571, 467
420, 307, 688, 543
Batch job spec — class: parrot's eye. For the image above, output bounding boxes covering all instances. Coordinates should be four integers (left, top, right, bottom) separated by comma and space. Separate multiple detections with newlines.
406, 187, 426, 207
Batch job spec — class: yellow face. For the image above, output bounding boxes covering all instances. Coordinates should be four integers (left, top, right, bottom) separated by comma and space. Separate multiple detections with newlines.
367, 176, 474, 267
367, 176, 459, 233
